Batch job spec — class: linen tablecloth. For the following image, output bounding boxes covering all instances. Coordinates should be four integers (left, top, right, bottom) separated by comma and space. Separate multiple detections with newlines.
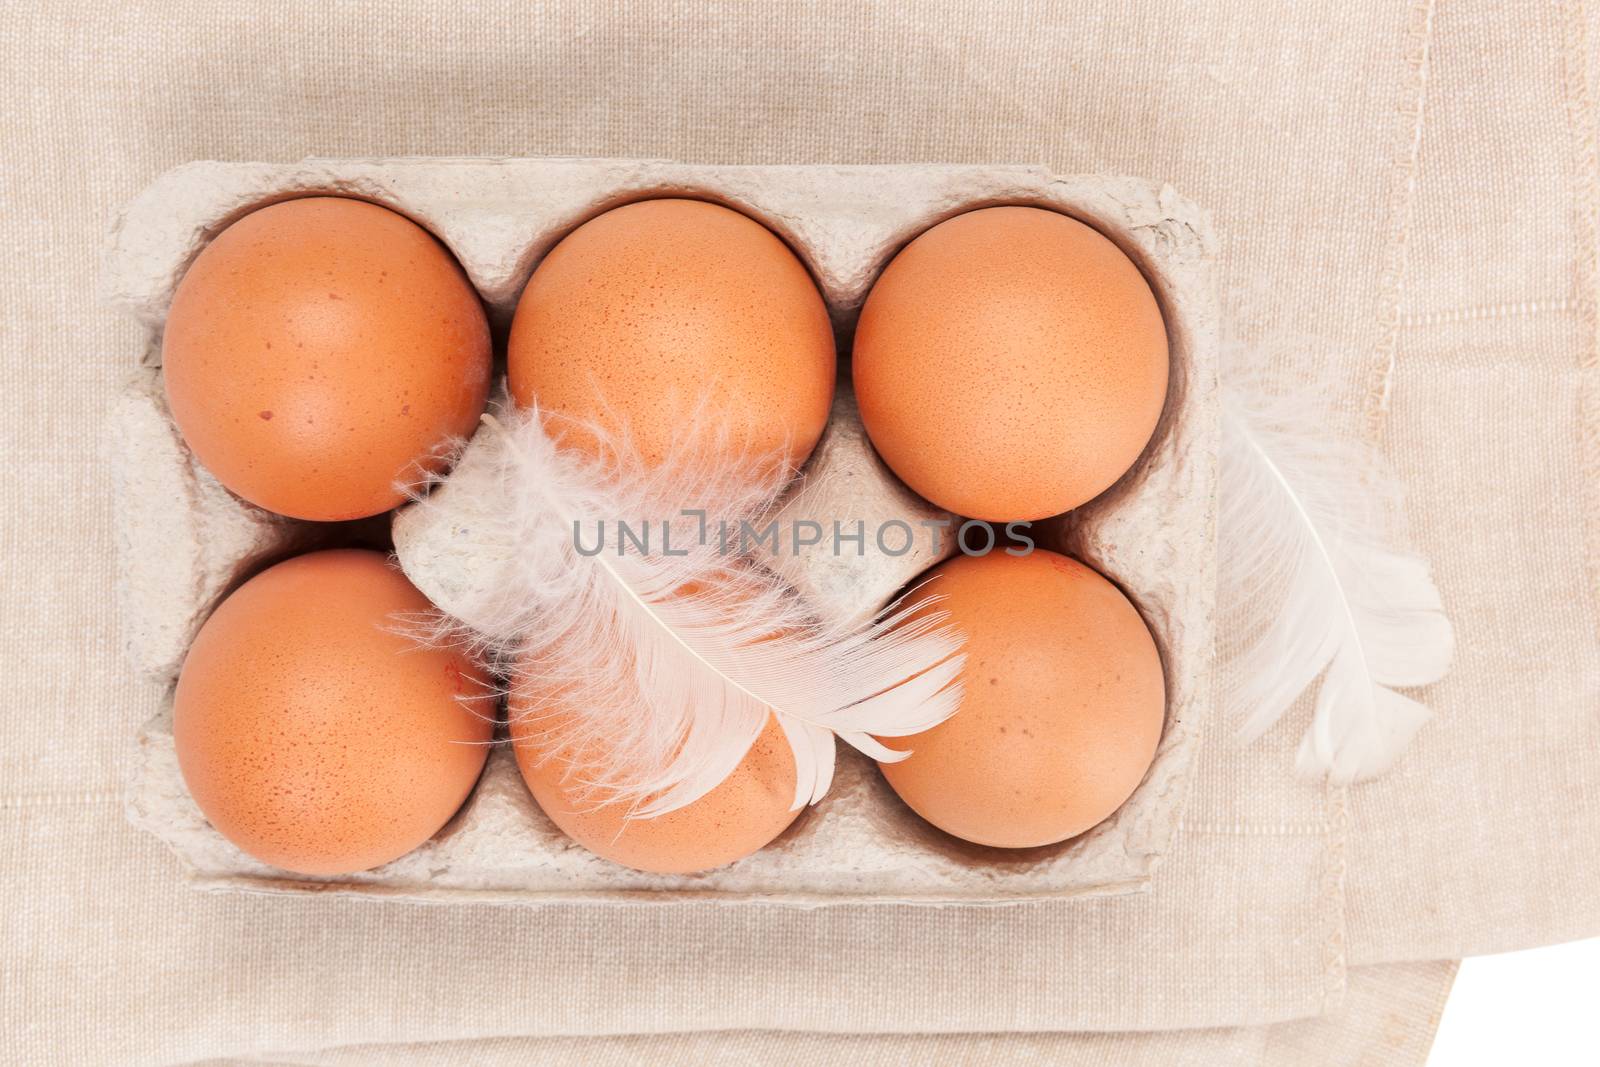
3, 2, 1595, 1062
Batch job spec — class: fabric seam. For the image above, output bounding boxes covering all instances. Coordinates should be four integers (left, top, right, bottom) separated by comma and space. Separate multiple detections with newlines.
1320, 781, 1351, 1013
1398, 297, 1578, 327
1328, 0, 1438, 1014
1561, 0, 1600, 631
0, 790, 121, 811
1362, 0, 1438, 438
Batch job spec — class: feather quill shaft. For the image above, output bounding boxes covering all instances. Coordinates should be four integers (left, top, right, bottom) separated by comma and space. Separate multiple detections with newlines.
1220, 369, 1454, 782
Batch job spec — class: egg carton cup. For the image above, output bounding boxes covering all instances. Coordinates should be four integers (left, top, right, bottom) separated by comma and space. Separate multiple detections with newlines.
105, 158, 1218, 907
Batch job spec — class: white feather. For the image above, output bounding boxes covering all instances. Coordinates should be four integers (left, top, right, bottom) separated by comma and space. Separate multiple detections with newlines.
407, 401, 964, 816
1220, 363, 1454, 782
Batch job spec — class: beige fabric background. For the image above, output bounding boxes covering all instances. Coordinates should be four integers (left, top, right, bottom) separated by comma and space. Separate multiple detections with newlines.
214, 962, 1457, 1067
2, 1, 1595, 1064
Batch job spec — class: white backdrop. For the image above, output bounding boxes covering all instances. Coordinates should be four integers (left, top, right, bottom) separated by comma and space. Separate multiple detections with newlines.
1429, 938, 1600, 1064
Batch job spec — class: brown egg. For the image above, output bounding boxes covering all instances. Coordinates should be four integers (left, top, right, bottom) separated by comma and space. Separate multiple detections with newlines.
173, 549, 492, 875
853, 206, 1169, 521
506, 198, 835, 470
508, 685, 799, 874
162, 197, 492, 521
878, 549, 1165, 849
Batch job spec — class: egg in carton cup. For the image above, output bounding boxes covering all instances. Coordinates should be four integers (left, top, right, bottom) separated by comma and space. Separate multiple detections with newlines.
105, 158, 1217, 906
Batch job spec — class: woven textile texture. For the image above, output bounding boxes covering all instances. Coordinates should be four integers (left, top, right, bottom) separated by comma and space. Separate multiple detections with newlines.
208, 962, 1457, 1067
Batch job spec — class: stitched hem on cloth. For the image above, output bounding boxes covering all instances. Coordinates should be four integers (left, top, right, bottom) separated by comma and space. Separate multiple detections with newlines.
1363, 0, 1438, 434
1561, 0, 1600, 630
1320, 0, 1439, 1017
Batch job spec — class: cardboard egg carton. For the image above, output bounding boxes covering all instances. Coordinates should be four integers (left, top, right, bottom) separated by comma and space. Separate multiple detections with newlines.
105, 158, 1217, 906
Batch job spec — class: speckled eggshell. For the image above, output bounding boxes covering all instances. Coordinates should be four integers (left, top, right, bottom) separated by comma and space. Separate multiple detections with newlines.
173, 549, 493, 875
162, 197, 492, 521
506, 198, 836, 469
853, 206, 1169, 522
879, 549, 1165, 849
508, 692, 799, 875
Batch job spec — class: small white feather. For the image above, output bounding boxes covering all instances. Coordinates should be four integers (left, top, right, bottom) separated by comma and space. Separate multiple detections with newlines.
406, 400, 964, 816
1220, 363, 1454, 782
